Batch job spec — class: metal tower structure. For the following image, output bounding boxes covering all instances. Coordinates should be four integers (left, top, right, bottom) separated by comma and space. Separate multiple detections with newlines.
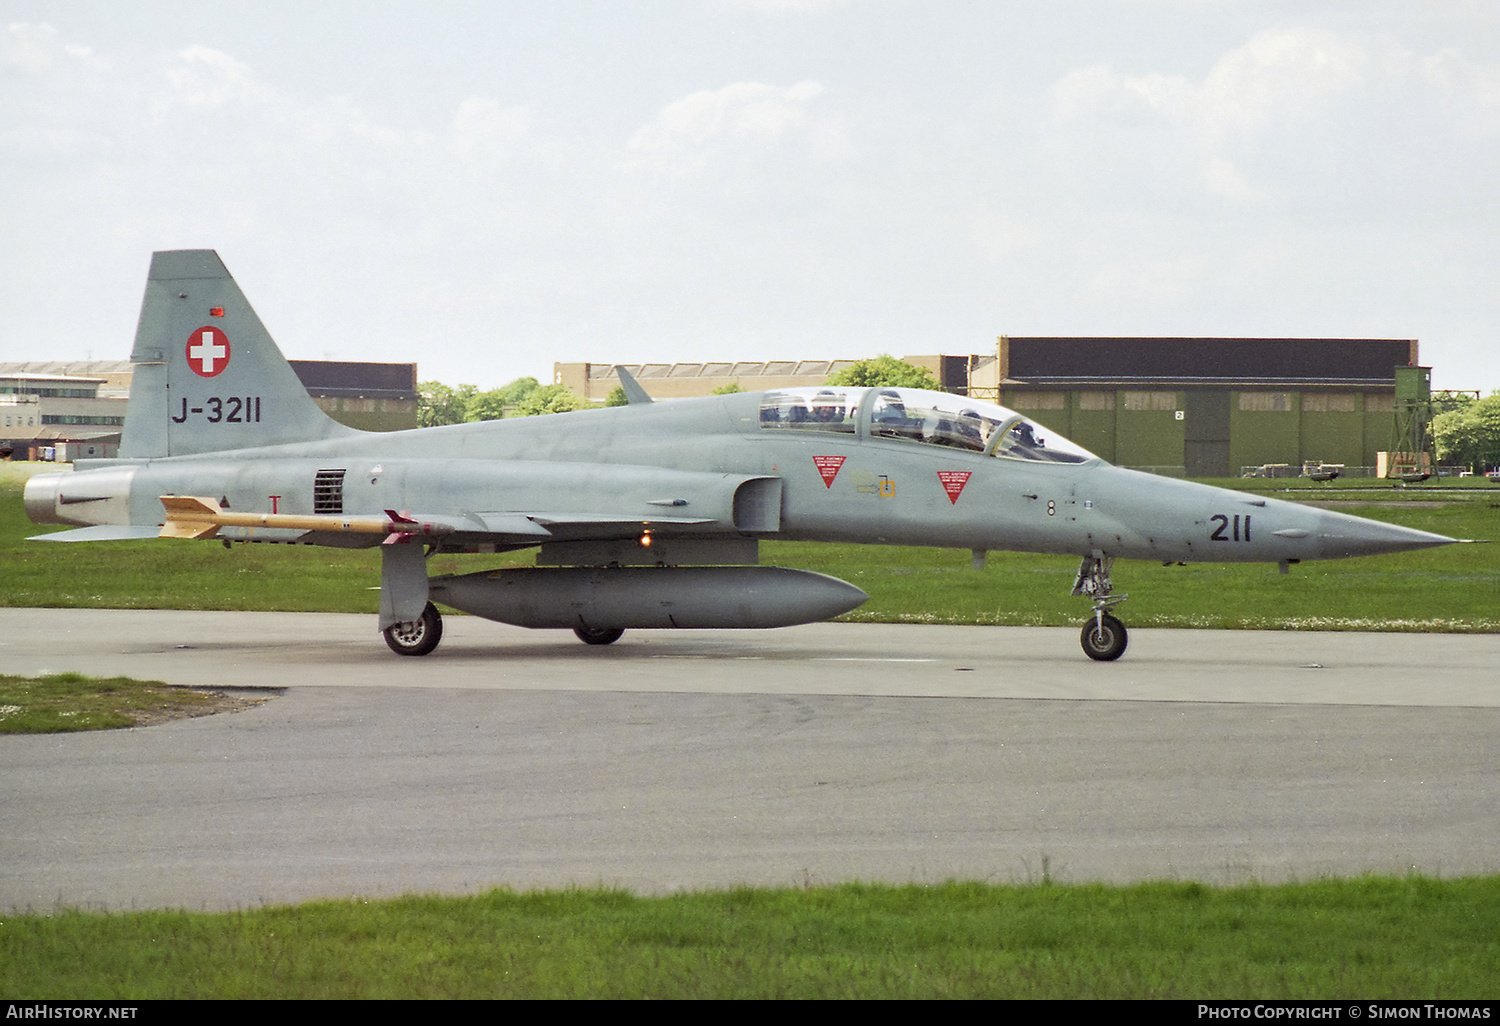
1386, 365, 1434, 480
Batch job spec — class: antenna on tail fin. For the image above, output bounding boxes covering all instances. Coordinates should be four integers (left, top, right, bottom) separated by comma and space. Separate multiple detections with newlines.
613, 366, 654, 405
119, 250, 358, 458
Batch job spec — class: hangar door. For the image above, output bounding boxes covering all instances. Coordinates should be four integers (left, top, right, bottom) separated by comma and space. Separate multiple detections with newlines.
1183, 390, 1230, 478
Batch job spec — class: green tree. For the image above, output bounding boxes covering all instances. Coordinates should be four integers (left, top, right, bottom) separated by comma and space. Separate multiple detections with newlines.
825, 355, 939, 390
466, 377, 541, 421
497, 376, 541, 405
417, 381, 477, 427
711, 382, 745, 395
465, 388, 510, 422
1434, 391, 1500, 472
604, 386, 630, 407
513, 383, 590, 416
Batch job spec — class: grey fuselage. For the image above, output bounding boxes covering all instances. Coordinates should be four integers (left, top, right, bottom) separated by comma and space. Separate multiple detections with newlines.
29, 386, 1448, 566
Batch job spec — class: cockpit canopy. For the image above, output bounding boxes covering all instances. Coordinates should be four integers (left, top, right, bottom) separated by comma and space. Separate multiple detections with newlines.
757, 386, 1098, 464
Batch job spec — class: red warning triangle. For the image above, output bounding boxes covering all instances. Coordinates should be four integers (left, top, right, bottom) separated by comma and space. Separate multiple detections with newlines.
812, 455, 845, 487
936, 470, 971, 504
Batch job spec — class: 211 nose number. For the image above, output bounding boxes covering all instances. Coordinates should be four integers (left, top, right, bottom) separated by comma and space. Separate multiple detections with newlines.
1209, 513, 1251, 542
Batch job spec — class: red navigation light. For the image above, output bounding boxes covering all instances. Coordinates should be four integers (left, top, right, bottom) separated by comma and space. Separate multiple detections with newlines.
210, 307, 225, 317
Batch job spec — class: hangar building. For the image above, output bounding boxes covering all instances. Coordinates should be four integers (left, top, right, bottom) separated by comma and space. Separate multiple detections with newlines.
995, 337, 1418, 478
286, 360, 419, 432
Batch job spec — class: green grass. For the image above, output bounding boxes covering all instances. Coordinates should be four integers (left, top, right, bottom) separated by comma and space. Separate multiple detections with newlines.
2, 877, 1495, 998
0, 673, 229, 733
7, 465, 1498, 630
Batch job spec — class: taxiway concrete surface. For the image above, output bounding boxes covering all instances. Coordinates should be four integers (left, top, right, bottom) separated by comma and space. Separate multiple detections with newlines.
2, 609, 1496, 910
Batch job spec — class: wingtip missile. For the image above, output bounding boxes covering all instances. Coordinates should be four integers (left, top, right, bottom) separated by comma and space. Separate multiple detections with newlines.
158, 497, 456, 542
158, 496, 227, 539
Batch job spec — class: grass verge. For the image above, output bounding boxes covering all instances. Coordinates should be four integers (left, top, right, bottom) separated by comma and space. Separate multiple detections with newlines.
3, 877, 1496, 999
0, 673, 267, 733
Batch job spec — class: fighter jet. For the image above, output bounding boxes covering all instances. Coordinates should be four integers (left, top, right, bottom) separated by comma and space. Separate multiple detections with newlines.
24, 250, 1457, 660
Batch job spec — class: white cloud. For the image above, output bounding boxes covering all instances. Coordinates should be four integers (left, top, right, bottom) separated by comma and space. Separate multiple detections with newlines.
165, 44, 274, 109
1196, 28, 1369, 139
1414, 47, 1500, 134
1201, 156, 1260, 201
2, 21, 95, 72
1045, 27, 1497, 206
451, 97, 531, 158
623, 80, 828, 176
1052, 65, 1196, 125
1055, 28, 1369, 143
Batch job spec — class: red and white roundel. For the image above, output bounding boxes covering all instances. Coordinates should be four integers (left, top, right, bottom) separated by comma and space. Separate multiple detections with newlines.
185, 326, 231, 378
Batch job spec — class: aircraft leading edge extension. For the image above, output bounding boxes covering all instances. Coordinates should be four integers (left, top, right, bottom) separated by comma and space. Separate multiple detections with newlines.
25, 251, 1457, 660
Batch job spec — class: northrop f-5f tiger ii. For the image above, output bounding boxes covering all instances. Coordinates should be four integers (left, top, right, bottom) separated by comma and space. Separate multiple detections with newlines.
25, 251, 1457, 660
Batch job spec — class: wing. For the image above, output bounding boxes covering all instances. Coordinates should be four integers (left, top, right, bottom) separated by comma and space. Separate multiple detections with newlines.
138, 466, 784, 558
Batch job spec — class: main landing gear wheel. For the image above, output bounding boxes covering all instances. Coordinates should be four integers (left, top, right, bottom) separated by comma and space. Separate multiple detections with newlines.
384, 601, 443, 657
574, 626, 624, 646
1081, 613, 1128, 662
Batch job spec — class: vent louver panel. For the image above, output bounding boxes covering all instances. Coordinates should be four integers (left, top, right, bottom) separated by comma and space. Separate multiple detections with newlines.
313, 469, 346, 514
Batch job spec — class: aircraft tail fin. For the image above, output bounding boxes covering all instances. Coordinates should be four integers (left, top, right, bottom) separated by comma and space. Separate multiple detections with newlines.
118, 250, 359, 457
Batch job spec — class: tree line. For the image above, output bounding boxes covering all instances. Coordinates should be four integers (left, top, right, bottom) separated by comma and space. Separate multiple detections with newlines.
1434, 391, 1500, 474
416, 377, 591, 427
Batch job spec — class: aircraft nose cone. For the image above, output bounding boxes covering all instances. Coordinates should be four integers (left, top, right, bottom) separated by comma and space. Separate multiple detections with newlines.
1312, 509, 1457, 558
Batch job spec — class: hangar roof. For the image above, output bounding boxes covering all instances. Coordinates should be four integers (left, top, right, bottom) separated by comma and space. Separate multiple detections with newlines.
288, 360, 418, 401
1002, 337, 1417, 389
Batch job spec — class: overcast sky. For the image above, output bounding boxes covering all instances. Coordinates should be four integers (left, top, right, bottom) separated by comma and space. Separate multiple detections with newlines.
4, 0, 1497, 394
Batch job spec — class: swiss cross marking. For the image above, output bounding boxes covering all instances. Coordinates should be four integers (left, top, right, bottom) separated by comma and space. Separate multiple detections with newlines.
186, 326, 231, 377
937, 470, 972, 504
812, 455, 846, 488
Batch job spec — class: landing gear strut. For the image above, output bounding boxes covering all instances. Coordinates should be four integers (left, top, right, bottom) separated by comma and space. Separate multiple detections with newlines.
1072, 555, 1128, 661
384, 601, 443, 656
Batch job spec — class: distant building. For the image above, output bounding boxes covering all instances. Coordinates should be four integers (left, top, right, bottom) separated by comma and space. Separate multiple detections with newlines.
0, 364, 129, 460
1, 359, 418, 461
287, 360, 419, 432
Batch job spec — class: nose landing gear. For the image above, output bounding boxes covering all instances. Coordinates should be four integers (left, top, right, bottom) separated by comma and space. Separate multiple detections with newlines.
1072, 555, 1128, 661
1081, 611, 1128, 661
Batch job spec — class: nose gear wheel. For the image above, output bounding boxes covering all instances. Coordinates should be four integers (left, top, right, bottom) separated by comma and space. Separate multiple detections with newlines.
1072, 555, 1129, 661
1081, 612, 1128, 661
